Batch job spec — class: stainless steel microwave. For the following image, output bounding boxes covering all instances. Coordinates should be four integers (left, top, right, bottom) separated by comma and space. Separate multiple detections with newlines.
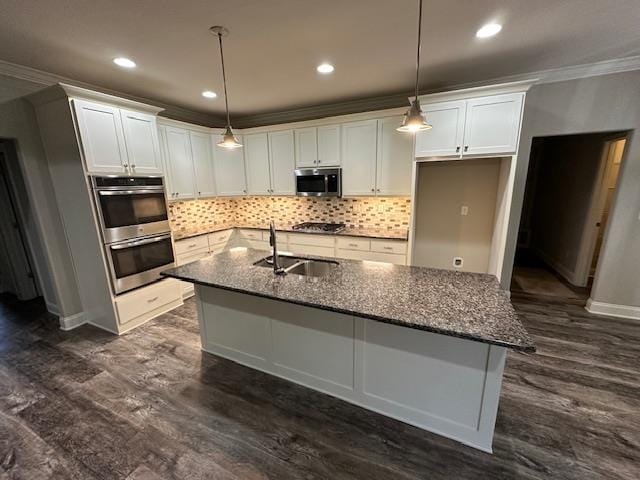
294, 168, 341, 197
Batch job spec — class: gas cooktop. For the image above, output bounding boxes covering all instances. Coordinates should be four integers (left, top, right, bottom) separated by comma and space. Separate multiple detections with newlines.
291, 222, 346, 233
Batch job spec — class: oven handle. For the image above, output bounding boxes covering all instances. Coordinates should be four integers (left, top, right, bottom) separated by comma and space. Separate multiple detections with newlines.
98, 189, 163, 196
109, 234, 171, 250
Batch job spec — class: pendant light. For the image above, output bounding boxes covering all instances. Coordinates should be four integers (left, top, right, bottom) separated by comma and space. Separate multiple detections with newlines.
397, 0, 432, 133
211, 26, 242, 149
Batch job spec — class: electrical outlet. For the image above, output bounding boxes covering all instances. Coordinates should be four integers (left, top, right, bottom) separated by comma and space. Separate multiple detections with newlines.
377, 204, 385, 213
453, 257, 464, 268
460, 206, 469, 216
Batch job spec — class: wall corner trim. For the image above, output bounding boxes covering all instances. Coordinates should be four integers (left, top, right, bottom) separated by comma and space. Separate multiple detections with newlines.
585, 299, 640, 321
58, 311, 87, 331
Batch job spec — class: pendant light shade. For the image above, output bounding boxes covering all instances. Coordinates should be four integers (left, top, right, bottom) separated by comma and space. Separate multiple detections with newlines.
397, 98, 431, 133
398, 0, 432, 133
211, 26, 242, 149
218, 126, 243, 149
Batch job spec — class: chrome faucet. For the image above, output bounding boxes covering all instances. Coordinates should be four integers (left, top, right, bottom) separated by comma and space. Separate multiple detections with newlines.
269, 221, 285, 275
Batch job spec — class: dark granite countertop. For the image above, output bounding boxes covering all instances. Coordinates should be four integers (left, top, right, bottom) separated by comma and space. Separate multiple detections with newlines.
161, 248, 534, 352
173, 224, 409, 241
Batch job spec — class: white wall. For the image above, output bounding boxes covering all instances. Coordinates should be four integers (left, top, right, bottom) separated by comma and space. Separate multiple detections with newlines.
503, 71, 640, 309
0, 96, 82, 317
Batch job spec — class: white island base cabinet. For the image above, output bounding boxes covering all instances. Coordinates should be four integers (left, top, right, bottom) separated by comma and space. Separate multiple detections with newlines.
195, 285, 507, 452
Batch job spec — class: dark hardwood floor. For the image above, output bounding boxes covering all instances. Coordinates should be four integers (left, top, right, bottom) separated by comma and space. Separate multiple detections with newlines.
0, 287, 638, 479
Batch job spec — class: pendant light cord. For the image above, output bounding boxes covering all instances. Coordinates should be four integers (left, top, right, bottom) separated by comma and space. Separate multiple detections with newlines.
414, 0, 423, 100
217, 33, 232, 129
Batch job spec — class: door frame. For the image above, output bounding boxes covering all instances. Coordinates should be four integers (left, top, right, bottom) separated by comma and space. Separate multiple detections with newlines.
575, 135, 627, 287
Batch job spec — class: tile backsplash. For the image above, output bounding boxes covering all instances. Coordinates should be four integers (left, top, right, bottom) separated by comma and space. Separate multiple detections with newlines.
168, 196, 411, 235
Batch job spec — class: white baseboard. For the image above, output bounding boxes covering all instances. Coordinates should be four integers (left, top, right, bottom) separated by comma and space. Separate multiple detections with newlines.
45, 300, 60, 316
533, 248, 583, 287
585, 298, 640, 321
58, 311, 87, 330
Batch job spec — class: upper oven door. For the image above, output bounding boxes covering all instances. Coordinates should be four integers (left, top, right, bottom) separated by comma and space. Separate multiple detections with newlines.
95, 188, 170, 243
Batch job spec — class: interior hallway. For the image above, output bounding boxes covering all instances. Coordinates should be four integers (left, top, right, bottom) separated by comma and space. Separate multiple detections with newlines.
0, 291, 638, 479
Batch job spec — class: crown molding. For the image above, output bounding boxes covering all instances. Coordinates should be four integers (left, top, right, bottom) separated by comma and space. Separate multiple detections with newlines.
0, 59, 222, 127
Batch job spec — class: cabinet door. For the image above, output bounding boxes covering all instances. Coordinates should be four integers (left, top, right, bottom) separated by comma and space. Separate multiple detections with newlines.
164, 127, 196, 200
157, 126, 174, 196
244, 133, 271, 195
190, 131, 216, 198
414, 100, 466, 158
213, 134, 247, 196
463, 93, 524, 156
376, 116, 414, 195
268, 130, 295, 195
341, 120, 378, 196
73, 99, 128, 174
317, 125, 341, 166
120, 109, 162, 174
294, 127, 317, 167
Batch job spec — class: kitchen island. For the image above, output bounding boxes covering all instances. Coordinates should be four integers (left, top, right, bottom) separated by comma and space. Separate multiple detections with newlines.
162, 248, 534, 452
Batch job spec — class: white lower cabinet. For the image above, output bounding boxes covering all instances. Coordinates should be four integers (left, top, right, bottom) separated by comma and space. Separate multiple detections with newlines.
114, 278, 183, 332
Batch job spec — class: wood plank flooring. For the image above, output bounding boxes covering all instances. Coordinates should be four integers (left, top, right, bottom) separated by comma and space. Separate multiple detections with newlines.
0, 289, 638, 479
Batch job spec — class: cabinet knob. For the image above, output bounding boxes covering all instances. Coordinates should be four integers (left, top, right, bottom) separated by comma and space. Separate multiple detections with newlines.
371, 188, 375, 192
377, 188, 380, 192
464, 145, 469, 152
123, 163, 129, 168
243, 189, 247, 194
456, 146, 460, 152
317, 159, 321, 164
131, 164, 136, 168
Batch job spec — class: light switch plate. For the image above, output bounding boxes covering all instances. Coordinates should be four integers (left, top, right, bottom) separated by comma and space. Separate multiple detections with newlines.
461, 206, 469, 216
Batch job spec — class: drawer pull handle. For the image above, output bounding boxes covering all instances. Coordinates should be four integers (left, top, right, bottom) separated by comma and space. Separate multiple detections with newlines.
147, 296, 159, 303
348, 243, 358, 247
188, 243, 197, 248
383, 246, 393, 251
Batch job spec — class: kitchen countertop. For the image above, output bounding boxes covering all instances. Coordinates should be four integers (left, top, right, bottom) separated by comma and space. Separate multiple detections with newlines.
172, 224, 409, 241
161, 248, 535, 352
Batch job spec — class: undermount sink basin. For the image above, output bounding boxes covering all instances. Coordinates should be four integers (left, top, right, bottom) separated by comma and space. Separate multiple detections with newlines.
253, 255, 339, 277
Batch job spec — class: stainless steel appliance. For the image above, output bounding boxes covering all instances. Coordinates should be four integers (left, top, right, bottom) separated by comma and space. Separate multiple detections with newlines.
292, 222, 346, 233
90, 176, 175, 294
92, 176, 170, 243
294, 168, 341, 197
104, 233, 175, 294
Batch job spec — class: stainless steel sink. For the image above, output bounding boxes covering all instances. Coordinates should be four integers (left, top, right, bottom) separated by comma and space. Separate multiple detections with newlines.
254, 255, 338, 277
285, 259, 338, 277
253, 255, 301, 269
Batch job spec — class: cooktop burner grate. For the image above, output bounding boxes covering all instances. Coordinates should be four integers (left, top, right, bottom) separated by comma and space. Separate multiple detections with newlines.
292, 222, 346, 233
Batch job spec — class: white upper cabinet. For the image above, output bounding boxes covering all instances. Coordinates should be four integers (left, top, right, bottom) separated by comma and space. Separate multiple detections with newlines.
415, 93, 524, 159
294, 127, 318, 168
268, 130, 295, 195
213, 134, 247, 196
317, 125, 341, 167
164, 127, 196, 200
415, 100, 466, 158
73, 99, 129, 174
376, 116, 414, 196
341, 120, 378, 196
244, 133, 271, 195
120, 109, 163, 174
190, 131, 216, 198
462, 93, 524, 157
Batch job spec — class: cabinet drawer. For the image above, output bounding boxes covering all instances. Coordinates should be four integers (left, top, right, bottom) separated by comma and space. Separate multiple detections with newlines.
366, 252, 407, 265
115, 278, 182, 328
336, 237, 371, 251
175, 235, 209, 255
288, 233, 335, 248
208, 229, 234, 247
176, 250, 210, 267
288, 244, 335, 258
238, 229, 264, 241
370, 239, 407, 255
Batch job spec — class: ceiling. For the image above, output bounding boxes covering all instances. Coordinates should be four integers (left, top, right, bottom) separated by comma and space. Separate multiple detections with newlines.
0, 0, 639, 122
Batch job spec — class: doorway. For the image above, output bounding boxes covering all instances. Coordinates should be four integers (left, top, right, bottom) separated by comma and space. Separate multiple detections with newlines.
512, 132, 627, 299
0, 140, 39, 301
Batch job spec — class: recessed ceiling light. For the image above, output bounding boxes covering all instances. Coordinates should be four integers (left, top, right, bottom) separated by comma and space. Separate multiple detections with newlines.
476, 23, 502, 38
202, 90, 217, 99
317, 63, 335, 74
113, 57, 136, 68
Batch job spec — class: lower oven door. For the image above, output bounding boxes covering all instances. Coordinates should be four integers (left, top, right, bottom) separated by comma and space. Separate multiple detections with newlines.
106, 233, 175, 295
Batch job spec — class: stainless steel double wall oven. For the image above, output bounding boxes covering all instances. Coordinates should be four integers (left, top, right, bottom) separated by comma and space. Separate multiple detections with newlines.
91, 176, 174, 294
